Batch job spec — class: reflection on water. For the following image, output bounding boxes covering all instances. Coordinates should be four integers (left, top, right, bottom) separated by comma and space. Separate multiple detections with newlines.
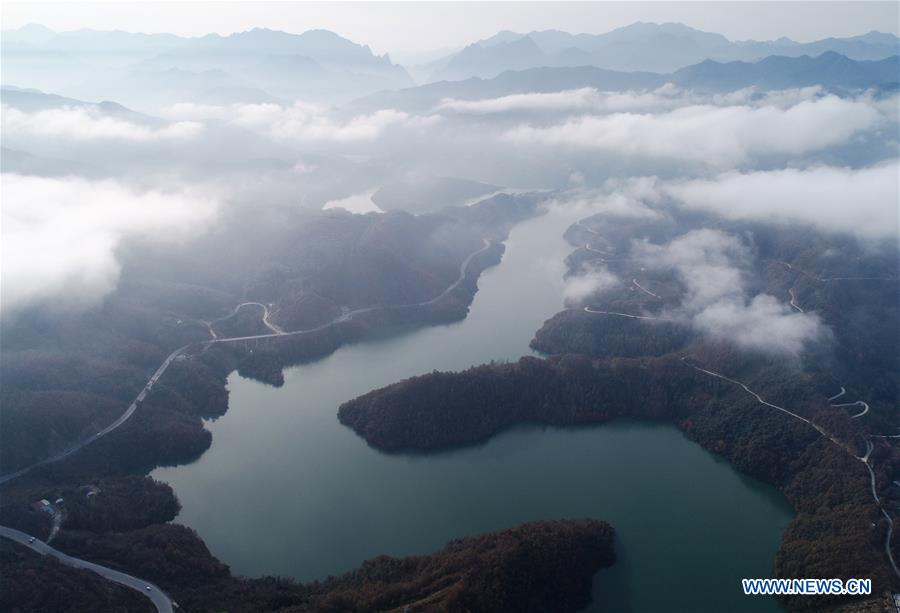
153, 206, 792, 612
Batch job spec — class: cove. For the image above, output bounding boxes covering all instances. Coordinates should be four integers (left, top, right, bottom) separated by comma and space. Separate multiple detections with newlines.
153, 205, 794, 612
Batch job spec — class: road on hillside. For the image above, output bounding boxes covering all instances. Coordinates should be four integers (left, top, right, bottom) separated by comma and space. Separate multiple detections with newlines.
0, 526, 174, 613
584, 307, 660, 320
681, 357, 898, 581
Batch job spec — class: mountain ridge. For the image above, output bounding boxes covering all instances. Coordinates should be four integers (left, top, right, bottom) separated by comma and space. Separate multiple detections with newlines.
424, 22, 900, 81
352, 52, 900, 113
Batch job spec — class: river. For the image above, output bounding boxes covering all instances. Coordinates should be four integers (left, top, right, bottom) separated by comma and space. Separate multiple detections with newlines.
153, 203, 793, 612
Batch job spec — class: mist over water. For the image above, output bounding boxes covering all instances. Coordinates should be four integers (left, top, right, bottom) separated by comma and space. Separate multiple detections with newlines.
153, 207, 792, 612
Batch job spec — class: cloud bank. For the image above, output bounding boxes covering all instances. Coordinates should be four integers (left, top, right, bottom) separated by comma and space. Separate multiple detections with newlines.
163, 101, 439, 144
1, 174, 217, 312
438, 84, 827, 115
2, 105, 203, 142
505, 95, 883, 166
666, 162, 900, 241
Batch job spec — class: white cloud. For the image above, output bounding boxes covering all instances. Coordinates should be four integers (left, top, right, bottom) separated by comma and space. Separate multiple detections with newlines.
438, 84, 828, 116
634, 229, 824, 356
243, 103, 437, 142
694, 294, 824, 356
439, 88, 604, 114
1, 105, 203, 142
563, 266, 620, 304
160, 101, 440, 144
504, 94, 883, 166
635, 229, 749, 311
1, 173, 217, 312
157, 102, 235, 121
586, 176, 664, 219
550, 178, 663, 220
438, 85, 696, 115
666, 162, 900, 241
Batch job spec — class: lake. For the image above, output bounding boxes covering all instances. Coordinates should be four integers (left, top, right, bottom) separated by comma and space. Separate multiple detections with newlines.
153, 203, 794, 612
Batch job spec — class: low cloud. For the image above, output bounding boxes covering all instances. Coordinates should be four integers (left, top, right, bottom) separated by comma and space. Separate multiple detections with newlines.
634, 229, 824, 356
1, 174, 217, 312
2, 105, 203, 142
563, 266, 620, 305
439, 88, 608, 114
505, 95, 883, 166
580, 177, 664, 219
549, 178, 664, 220
694, 294, 824, 356
162, 101, 439, 144
666, 162, 899, 241
158, 102, 235, 121
234, 103, 415, 142
437, 85, 827, 115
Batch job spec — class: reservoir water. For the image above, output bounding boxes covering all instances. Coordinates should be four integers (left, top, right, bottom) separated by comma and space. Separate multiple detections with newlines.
153, 205, 794, 612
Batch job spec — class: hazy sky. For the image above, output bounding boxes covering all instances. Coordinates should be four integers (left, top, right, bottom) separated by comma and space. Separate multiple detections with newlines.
3, 1, 899, 57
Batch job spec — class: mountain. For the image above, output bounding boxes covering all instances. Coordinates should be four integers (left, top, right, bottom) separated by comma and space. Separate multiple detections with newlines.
1, 25, 182, 58
848, 30, 900, 46
674, 52, 900, 91
0, 23, 56, 47
167, 28, 392, 68
434, 36, 547, 80
352, 52, 900, 114
424, 22, 900, 81
0, 86, 158, 124
152, 28, 413, 100
350, 66, 659, 114
0, 25, 413, 105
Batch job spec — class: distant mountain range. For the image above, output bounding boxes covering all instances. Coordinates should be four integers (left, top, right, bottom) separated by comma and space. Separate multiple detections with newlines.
426, 22, 900, 81
0, 85, 157, 121
355, 52, 900, 113
1, 25, 413, 106
3, 22, 898, 109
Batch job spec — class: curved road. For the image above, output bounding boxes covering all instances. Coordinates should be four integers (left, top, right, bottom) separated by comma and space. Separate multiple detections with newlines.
0, 239, 494, 486
0, 526, 174, 613
827, 387, 846, 402
632, 279, 661, 299
788, 288, 804, 313
0, 344, 190, 486
832, 400, 869, 419
681, 358, 853, 453
584, 243, 614, 256
584, 307, 661, 320
212, 302, 285, 336
779, 259, 900, 285
827, 387, 869, 419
